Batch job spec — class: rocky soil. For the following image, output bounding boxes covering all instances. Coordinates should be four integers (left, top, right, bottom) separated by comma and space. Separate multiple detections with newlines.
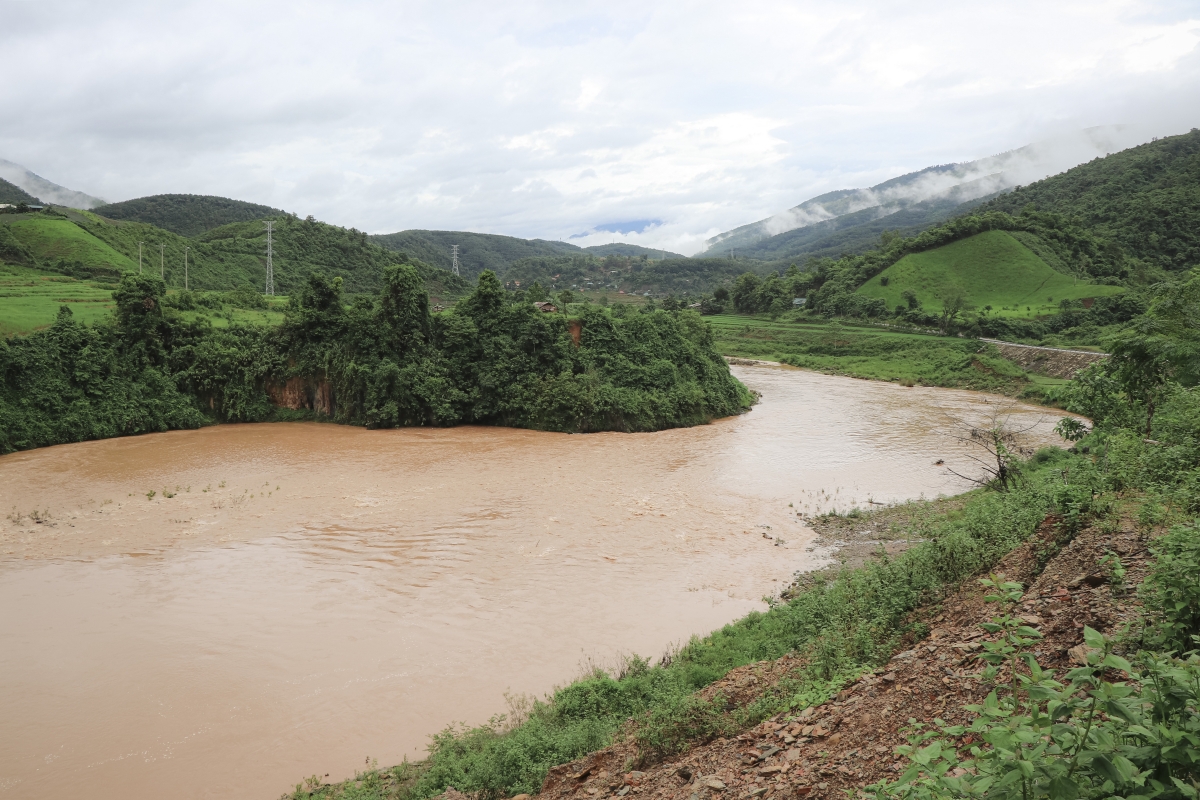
525, 511, 1150, 800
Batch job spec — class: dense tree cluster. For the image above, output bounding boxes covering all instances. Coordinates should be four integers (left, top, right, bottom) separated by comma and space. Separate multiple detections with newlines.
0, 270, 752, 453
729, 266, 808, 314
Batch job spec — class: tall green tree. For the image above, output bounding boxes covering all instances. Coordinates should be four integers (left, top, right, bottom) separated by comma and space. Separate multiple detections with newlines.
732, 272, 762, 313
1107, 267, 1200, 433
376, 262, 431, 357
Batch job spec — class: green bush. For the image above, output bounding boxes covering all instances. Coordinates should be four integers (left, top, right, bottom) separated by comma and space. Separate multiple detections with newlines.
1141, 522, 1200, 653
869, 510, 1200, 800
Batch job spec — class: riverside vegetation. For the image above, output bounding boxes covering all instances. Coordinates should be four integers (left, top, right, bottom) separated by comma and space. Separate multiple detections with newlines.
288, 266, 1199, 800
0, 267, 752, 453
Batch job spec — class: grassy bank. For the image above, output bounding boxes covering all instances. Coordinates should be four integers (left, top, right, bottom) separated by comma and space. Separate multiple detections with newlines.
706, 315, 1034, 396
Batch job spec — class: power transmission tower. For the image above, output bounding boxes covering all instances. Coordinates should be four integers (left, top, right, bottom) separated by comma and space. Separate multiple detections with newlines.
264, 221, 274, 295
450, 244, 460, 277
159, 243, 164, 278
184, 246, 189, 290
138, 241, 144, 274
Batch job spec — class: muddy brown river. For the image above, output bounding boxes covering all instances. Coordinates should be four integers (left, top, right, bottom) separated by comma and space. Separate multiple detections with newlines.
0, 367, 1068, 799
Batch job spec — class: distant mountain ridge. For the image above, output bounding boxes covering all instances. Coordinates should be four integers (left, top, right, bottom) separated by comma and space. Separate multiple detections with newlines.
703, 126, 1149, 264
371, 229, 684, 278
0, 159, 105, 209
0, 177, 41, 206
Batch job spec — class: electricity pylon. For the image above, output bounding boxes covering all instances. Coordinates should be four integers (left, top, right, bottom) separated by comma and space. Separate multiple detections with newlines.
451, 244, 460, 277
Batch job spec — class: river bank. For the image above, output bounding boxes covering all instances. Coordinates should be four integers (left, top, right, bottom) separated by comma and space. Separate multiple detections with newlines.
532, 497, 1168, 800
709, 315, 1071, 403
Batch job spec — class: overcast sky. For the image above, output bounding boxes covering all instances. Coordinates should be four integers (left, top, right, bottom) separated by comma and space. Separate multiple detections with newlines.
2, 0, 1198, 254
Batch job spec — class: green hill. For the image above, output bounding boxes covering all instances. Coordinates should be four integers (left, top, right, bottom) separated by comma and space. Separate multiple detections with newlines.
497, 253, 750, 296
194, 216, 468, 296
855, 230, 1123, 318
372, 229, 687, 278
93, 194, 287, 237
582, 243, 686, 259
1, 214, 136, 277
980, 129, 1200, 272
371, 229, 581, 277
0, 209, 467, 299
0, 178, 41, 206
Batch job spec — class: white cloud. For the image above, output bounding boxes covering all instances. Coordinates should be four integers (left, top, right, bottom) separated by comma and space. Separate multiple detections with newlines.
0, 0, 1197, 255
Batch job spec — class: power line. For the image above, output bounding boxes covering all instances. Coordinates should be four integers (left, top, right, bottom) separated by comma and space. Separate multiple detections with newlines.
450, 244, 460, 277
264, 221, 274, 295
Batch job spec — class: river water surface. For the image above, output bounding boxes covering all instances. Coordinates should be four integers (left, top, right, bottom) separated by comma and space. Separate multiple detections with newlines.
0, 367, 1066, 799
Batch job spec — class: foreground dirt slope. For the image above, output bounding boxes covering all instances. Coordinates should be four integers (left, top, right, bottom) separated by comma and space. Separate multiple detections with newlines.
533, 515, 1149, 800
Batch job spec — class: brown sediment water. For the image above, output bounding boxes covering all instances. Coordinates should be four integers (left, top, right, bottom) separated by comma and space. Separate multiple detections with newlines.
0, 367, 1070, 799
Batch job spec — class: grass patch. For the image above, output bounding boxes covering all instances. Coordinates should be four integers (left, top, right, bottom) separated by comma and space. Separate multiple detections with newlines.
855, 231, 1124, 318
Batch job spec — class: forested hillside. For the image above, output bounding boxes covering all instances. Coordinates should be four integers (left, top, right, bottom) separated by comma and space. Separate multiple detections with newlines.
193, 215, 468, 296
708, 182, 999, 266
980, 128, 1200, 272
0, 178, 40, 206
93, 194, 287, 237
501, 253, 750, 296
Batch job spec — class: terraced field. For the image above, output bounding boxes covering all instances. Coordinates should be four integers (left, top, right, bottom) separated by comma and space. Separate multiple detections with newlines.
0, 262, 117, 335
